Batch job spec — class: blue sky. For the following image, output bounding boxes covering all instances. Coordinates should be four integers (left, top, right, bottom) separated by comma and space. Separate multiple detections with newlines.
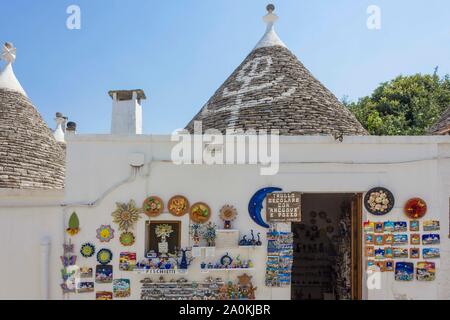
0, 0, 449, 134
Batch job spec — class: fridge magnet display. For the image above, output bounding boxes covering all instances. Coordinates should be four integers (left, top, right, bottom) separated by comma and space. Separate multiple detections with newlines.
374, 248, 385, 259
364, 187, 395, 215
384, 234, 394, 245
410, 220, 420, 232
422, 234, 440, 245
265, 229, 293, 287
410, 248, 420, 259
365, 234, 374, 245
374, 222, 384, 233
111, 200, 142, 232
96, 225, 114, 242
97, 248, 113, 265
395, 262, 414, 281
96, 291, 113, 300
393, 222, 407, 233
119, 231, 136, 246
95, 265, 113, 283
423, 220, 440, 231
80, 243, 95, 258
393, 247, 409, 259
374, 235, 384, 246
386, 260, 394, 272
416, 262, 436, 281
423, 248, 440, 259
66, 211, 80, 236
143, 196, 164, 217
219, 205, 237, 229
410, 234, 421, 245
190, 202, 211, 224
384, 221, 395, 233
119, 252, 137, 271
168, 195, 190, 217
113, 279, 131, 298
365, 246, 374, 257
80, 267, 93, 278
393, 234, 408, 245
404, 198, 427, 219
363, 221, 375, 233
77, 282, 94, 293
385, 247, 393, 259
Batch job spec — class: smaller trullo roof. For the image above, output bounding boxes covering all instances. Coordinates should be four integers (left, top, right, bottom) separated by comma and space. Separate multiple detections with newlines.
186, 5, 368, 136
429, 107, 450, 135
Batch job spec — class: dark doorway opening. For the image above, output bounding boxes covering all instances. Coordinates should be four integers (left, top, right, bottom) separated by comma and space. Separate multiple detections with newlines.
291, 193, 362, 300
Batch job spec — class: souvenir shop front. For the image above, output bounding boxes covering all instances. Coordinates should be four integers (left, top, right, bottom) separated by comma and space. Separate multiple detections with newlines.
56, 135, 449, 300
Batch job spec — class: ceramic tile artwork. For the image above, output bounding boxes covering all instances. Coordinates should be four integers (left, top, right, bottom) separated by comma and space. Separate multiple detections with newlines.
119, 252, 137, 271
409, 220, 419, 232
423, 248, 440, 259
113, 279, 131, 298
365, 246, 374, 257
384, 221, 395, 233
416, 262, 436, 281
374, 235, 384, 246
393, 234, 408, 245
77, 282, 94, 293
375, 248, 385, 260
422, 234, 440, 245
374, 222, 384, 233
96, 291, 113, 300
365, 234, 374, 245
410, 248, 420, 259
393, 222, 407, 233
423, 220, 440, 231
410, 234, 420, 245
385, 260, 394, 272
395, 262, 414, 281
385, 247, 393, 259
364, 221, 375, 233
79, 267, 93, 278
393, 247, 409, 259
95, 265, 113, 283
384, 234, 393, 245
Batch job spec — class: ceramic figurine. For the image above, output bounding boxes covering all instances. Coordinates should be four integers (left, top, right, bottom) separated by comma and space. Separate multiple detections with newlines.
256, 233, 262, 246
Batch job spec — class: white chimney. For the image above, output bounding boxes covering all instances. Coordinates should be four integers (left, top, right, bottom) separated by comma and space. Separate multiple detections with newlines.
53, 112, 67, 143
109, 89, 146, 135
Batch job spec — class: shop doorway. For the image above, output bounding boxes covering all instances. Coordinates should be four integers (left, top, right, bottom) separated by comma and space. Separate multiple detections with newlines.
291, 193, 362, 300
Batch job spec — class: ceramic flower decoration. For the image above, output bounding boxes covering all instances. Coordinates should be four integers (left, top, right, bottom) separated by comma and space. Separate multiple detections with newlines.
155, 224, 173, 241
404, 198, 427, 219
119, 232, 136, 246
66, 212, 80, 236
143, 196, 164, 217
80, 243, 96, 258
111, 200, 142, 231
97, 248, 113, 265
96, 225, 115, 242
364, 187, 395, 215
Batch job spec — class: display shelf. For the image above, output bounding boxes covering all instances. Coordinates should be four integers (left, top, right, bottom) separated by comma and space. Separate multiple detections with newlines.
201, 268, 255, 272
134, 268, 188, 275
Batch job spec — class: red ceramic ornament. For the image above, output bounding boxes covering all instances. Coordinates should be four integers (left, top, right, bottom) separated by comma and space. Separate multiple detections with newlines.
404, 198, 427, 219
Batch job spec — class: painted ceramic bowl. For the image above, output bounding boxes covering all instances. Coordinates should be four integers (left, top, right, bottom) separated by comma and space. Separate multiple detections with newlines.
97, 248, 113, 265
190, 202, 211, 224
364, 187, 395, 215
404, 198, 427, 219
143, 196, 164, 217
168, 195, 190, 216
119, 231, 136, 246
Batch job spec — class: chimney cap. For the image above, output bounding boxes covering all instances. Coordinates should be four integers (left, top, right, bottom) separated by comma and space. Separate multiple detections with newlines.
66, 121, 77, 131
108, 89, 146, 101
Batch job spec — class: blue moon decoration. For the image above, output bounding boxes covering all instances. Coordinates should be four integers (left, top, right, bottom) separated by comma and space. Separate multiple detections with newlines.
248, 187, 283, 228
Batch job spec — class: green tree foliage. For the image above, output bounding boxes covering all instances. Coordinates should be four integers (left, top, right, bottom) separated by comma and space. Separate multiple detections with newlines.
345, 73, 450, 135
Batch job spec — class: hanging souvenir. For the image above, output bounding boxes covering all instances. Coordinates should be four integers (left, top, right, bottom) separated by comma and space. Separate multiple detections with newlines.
410, 234, 420, 245
365, 246, 374, 257
219, 205, 237, 229
97, 248, 113, 265
119, 231, 136, 246
143, 196, 164, 217
374, 222, 384, 233
423, 248, 440, 259
416, 262, 436, 281
384, 234, 394, 245
374, 235, 384, 246
383, 221, 395, 232
202, 222, 217, 247
66, 212, 80, 236
80, 243, 95, 258
364, 187, 395, 215
363, 221, 374, 233
395, 262, 414, 281
168, 195, 190, 216
95, 265, 113, 283
119, 252, 136, 271
365, 234, 374, 245
96, 225, 115, 242
374, 248, 385, 259
96, 291, 113, 300
189, 223, 202, 247
79, 267, 93, 278
111, 200, 142, 231
393, 221, 407, 232
113, 279, 131, 298
220, 253, 233, 267
404, 198, 427, 219
385, 260, 394, 272
76, 282, 94, 293
410, 248, 420, 259
393, 247, 409, 259
393, 234, 408, 245
410, 220, 420, 231
423, 220, 440, 231
422, 234, 440, 245
190, 202, 211, 224
385, 247, 393, 259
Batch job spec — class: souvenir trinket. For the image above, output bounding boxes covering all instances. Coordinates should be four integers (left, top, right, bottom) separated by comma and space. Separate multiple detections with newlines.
220, 205, 237, 229
96, 291, 113, 300
113, 279, 131, 298
77, 282, 94, 293
416, 262, 436, 281
423, 248, 440, 259
365, 234, 374, 245
385, 260, 394, 272
79, 267, 93, 278
95, 265, 113, 283
393, 247, 409, 259
168, 195, 189, 216
383, 221, 395, 232
80, 242, 95, 258
374, 235, 384, 246
190, 202, 211, 224
404, 198, 427, 219
364, 187, 395, 215
374, 222, 384, 233
410, 234, 420, 245
119, 252, 136, 271
202, 222, 217, 247
96, 225, 115, 242
384, 234, 393, 245
119, 231, 136, 246
374, 248, 385, 259
395, 262, 414, 281
189, 223, 202, 247
385, 247, 393, 259
410, 248, 420, 259
410, 220, 420, 232
423, 220, 440, 231
155, 223, 174, 257
365, 246, 374, 257
422, 234, 440, 245
111, 200, 141, 231
393, 221, 407, 233
66, 211, 80, 236
143, 196, 164, 217
393, 234, 408, 245
97, 248, 113, 265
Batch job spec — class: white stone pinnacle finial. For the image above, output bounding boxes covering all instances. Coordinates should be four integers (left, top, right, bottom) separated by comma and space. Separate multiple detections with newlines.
0, 42, 27, 96
254, 4, 286, 50
263, 4, 278, 28
1, 42, 17, 64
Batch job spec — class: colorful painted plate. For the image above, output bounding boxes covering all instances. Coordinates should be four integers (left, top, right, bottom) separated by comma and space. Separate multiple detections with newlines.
168, 195, 190, 217
190, 202, 211, 224
143, 196, 164, 217
96, 225, 115, 242
119, 232, 136, 246
404, 198, 427, 219
364, 187, 395, 215
97, 249, 113, 265
80, 243, 96, 258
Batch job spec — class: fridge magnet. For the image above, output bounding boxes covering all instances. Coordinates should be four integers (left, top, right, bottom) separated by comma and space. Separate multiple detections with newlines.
410, 234, 421, 245
416, 262, 436, 281
119, 231, 136, 246
422, 234, 440, 245
95, 265, 113, 283
190, 202, 211, 224
365, 246, 374, 257
363, 221, 374, 233
410, 220, 420, 232
96, 291, 113, 300
384, 234, 394, 245
393, 234, 408, 245
365, 234, 374, 245
384, 221, 395, 233
393, 247, 409, 259
143, 196, 164, 217
364, 187, 395, 215
423, 248, 440, 259
60, 255, 77, 267
385, 247, 393, 259
374, 235, 384, 246
119, 252, 136, 271
66, 211, 80, 236
404, 198, 427, 219
80, 243, 95, 258
113, 279, 131, 298
395, 262, 414, 281
219, 205, 238, 229
96, 225, 114, 242
385, 260, 394, 272
168, 195, 190, 216
80, 267, 93, 278
393, 222, 407, 233
374, 222, 384, 233
97, 248, 113, 265
375, 248, 385, 259
376, 261, 386, 272
367, 260, 376, 271
77, 282, 94, 293
111, 200, 142, 232
410, 248, 420, 259
423, 220, 440, 231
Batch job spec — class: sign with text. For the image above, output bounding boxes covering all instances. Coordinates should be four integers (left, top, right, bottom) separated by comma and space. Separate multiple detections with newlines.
266, 192, 301, 223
